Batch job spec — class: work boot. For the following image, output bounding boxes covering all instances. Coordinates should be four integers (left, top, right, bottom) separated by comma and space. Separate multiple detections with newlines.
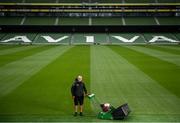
79, 112, 83, 116
74, 112, 77, 116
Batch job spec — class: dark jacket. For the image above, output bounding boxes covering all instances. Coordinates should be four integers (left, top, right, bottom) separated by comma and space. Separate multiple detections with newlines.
71, 80, 87, 97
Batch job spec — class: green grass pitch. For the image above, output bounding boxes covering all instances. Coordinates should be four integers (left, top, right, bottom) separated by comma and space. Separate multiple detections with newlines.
0, 45, 180, 122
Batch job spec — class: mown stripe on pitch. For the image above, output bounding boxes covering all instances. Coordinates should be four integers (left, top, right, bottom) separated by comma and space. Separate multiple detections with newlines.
109, 45, 180, 98
141, 45, 180, 55
154, 45, 180, 51
0, 45, 42, 55
153, 45, 180, 51
0, 46, 71, 98
0, 45, 54, 67
91, 46, 180, 122
126, 45, 180, 67
0, 46, 93, 121
0, 45, 22, 50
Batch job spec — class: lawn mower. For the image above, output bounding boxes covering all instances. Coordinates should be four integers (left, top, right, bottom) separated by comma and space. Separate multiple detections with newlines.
87, 93, 131, 120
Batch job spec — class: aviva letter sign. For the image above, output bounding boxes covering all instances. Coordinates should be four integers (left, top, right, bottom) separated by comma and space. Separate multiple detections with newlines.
0, 35, 179, 43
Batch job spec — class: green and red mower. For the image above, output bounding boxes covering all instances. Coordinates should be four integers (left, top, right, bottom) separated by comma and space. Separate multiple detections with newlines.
87, 93, 131, 120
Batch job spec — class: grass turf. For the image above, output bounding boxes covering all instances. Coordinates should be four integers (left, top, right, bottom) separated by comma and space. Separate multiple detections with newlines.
109, 45, 180, 98
0, 45, 22, 50
0, 45, 179, 122
91, 46, 180, 122
142, 45, 180, 55
0, 45, 53, 67
0, 45, 94, 122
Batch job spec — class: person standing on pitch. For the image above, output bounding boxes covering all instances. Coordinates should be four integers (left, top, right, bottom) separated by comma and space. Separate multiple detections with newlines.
71, 75, 88, 116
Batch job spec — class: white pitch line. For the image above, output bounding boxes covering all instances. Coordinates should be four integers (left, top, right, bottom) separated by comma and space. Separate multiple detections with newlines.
154, 17, 160, 25
20, 16, 26, 25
